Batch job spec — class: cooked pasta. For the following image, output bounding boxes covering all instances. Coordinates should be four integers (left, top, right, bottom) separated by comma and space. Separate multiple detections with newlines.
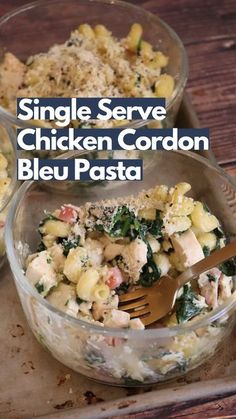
25, 182, 233, 331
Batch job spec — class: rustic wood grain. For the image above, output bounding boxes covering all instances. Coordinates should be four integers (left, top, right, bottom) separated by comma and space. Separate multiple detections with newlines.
0, 1, 236, 418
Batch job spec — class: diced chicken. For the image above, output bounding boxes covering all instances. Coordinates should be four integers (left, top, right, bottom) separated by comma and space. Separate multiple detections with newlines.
129, 318, 145, 330
171, 229, 204, 268
219, 274, 233, 301
85, 238, 104, 266
121, 238, 147, 282
47, 283, 76, 313
0, 53, 26, 109
71, 223, 86, 245
104, 243, 124, 261
49, 244, 66, 272
103, 309, 130, 328
92, 295, 119, 321
26, 250, 58, 296
198, 267, 221, 309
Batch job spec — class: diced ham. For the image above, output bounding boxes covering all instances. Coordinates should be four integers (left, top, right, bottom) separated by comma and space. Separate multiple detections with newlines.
58, 205, 77, 223
106, 267, 123, 289
171, 229, 204, 268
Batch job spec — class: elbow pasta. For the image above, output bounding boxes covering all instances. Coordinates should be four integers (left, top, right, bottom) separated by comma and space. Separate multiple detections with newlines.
198, 232, 217, 251
41, 220, 71, 237
76, 268, 100, 301
92, 284, 110, 302
63, 247, 88, 283
126, 23, 143, 52
191, 202, 219, 233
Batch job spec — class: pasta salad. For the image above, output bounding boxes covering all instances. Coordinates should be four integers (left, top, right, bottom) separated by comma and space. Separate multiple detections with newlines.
26, 182, 235, 330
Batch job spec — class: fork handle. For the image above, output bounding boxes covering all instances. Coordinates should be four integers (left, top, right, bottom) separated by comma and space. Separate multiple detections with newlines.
177, 240, 236, 288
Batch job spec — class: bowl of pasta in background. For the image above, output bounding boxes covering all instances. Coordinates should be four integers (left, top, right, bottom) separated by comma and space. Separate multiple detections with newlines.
0, 0, 188, 137
5, 150, 236, 386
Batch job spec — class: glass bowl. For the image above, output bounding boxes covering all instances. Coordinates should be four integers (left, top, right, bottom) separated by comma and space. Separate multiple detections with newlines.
5, 150, 236, 386
0, 121, 17, 269
0, 0, 188, 131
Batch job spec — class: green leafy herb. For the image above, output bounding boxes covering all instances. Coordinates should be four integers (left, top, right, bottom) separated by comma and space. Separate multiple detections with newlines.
76, 297, 86, 305
116, 282, 130, 295
123, 377, 143, 385
140, 210, 163, 239
214, 227, 226, 250
37, 241, 46, 252
108, 206, 141, 239
176, 284, 203, 324
135, 73, 142, 87
62, 236, 80, 256
203, 246, 211, 257
85, 351, 105, 365
203, 202, 210, 213
39, 212, 59, 226
137, 38, 142, 55
35, 282, 44, 294
207, 273, 216, 282
220, 258, 236, 277
139, 259, 161, 287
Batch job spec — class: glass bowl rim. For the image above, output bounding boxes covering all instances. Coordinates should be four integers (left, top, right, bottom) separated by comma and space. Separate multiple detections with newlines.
5, 150, 236, 338
0, 121, 18, 213
0, 0, 188, 128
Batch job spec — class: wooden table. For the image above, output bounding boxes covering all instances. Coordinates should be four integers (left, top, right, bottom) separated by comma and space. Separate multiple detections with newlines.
1, 0, 236, 418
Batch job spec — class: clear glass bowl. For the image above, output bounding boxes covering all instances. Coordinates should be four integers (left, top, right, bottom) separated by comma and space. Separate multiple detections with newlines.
0, 0, 188, 130
0, 121, 17, 269
5, 150, 236, 386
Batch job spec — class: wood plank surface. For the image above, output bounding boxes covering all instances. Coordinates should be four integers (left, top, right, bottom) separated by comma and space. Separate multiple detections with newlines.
0, 0, 236, 418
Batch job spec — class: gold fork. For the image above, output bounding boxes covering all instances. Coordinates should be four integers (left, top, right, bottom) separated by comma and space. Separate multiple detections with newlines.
119, 241, 236, 326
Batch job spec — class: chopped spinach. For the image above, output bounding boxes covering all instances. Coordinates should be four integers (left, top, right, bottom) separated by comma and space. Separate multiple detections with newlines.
108, 206, 141, 239
203, 202, 210, 213
220, 258, 236, 277
85, 351, 105, 365
135, 73, 142, 87
137, 38, 142, 55
139, 259, 161, 287
61, 236, 80, 256
123, 377, 143, 385
214, 227, 226, 249
35, 282, 44, 294
207, 273, 216, 282
116, 282, 130, 295
140, 210, 163, 239
176, 284, 203, 324
37, 241, 46, 252
203, 245, 211, 257
214, 227, 225, 239
39, 212, 59, 227
76, 297, 86, 305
